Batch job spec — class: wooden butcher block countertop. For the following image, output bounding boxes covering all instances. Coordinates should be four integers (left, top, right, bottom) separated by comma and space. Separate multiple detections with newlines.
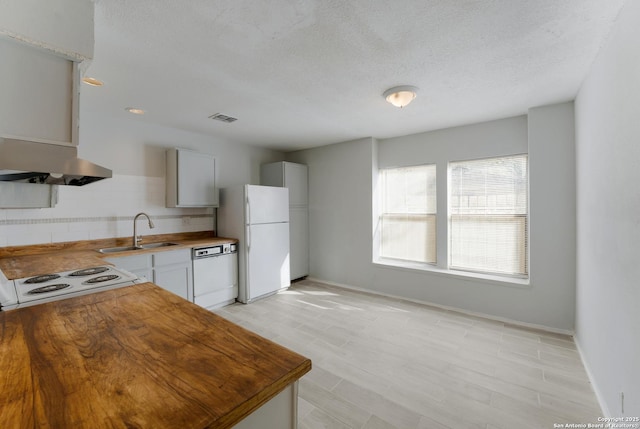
0, 231, 237, 280
0, 282, 311, 428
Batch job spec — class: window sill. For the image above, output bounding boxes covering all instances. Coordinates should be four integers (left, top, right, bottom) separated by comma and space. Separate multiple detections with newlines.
373, 258, 531, 288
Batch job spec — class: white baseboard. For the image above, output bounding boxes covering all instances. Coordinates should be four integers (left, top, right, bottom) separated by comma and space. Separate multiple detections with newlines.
574, 336, 608, 417
305, 276, 574, 336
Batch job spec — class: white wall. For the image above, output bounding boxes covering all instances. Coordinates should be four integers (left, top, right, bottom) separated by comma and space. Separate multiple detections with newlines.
288, 104, 577, 331
77, 111, 280, 185
574, 0, 640, 418
0, 112, 284, 246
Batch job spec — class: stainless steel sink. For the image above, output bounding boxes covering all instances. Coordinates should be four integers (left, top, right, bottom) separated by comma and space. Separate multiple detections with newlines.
98, 242, 178, 254
139, 242, 178, 249
98, 246, 140, 254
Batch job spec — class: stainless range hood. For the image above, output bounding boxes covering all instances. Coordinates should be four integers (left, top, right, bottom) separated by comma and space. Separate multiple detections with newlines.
0, 137, 112, 186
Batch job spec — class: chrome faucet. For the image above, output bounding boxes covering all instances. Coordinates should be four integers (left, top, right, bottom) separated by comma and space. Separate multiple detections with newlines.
133, 212, 155, 248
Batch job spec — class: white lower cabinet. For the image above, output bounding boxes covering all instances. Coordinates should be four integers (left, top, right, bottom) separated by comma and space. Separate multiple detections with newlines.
152, 249, 193, 302
233, 382, 298, 429
105, 253, 152, 281
106, 248, 193, 301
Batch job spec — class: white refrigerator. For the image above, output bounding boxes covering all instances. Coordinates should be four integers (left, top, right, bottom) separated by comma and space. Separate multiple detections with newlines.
260, 161, 309, 281
218, 185, 290, 303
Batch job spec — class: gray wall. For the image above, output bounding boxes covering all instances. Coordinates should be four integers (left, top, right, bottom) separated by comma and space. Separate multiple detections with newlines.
574, 0, 640, 417
288, 103, 577, 332
378, 115, 529, 271
288, 138, 376, 288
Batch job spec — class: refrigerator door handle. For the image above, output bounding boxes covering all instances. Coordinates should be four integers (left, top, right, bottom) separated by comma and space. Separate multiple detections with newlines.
246, 195, 251, 250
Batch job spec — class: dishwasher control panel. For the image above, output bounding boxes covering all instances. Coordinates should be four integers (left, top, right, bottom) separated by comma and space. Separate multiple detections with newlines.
193, 243, 237, 259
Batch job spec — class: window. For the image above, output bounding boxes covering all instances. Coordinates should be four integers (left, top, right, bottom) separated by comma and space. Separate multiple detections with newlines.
380, 165, 436, 264
449, 155, 528, 276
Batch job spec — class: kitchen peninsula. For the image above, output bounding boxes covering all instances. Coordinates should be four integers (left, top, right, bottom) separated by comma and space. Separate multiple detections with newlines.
0, 283, 310, 428
0, 234, 311, 428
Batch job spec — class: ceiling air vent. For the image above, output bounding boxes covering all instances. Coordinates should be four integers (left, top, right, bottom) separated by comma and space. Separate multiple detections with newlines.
208, 113, 238, 123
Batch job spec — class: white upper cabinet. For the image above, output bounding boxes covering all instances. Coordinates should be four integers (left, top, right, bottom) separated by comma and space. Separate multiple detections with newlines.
261, 161, 308, 206
0, 182, 58, 209
0, 0, 94, 61
166, 148, 219, 207
0, 0, 94, 145
0, 38, 78, 145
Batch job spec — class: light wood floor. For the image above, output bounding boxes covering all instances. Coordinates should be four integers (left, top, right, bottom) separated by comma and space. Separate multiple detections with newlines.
216, 279, 601, 429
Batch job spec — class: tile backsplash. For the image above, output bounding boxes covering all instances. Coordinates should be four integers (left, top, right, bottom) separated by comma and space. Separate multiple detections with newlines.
0, 174, 214, 247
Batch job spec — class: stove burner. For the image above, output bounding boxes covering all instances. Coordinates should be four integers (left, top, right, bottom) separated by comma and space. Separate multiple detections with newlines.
82, 275, 120, 285
69, 267, 110, 277
28, 283, 71, 294
25, 274, 62, 284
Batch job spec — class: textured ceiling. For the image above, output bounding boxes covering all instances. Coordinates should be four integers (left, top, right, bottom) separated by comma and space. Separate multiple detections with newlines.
81, 0, 626, 151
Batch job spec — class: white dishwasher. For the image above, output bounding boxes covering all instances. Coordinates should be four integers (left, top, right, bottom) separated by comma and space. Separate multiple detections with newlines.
192, 243, 238, 310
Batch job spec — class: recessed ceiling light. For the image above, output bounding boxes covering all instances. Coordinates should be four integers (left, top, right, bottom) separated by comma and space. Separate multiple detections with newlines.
125, 107, 145, 115
82, 77, 104, 86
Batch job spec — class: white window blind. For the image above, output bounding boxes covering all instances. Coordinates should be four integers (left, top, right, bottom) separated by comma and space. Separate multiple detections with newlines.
449, 155, 528, 276
380, 165, 436, 264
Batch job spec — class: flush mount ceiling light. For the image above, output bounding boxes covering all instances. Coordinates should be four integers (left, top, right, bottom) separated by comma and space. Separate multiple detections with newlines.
82, 77, 104, 86
383, 85, 418, 108
125, 107, 145, 115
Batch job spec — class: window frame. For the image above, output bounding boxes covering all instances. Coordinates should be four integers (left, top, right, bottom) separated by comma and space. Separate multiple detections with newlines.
378, 163, 437, 265
447, 154, 529, 278
374, 153, 530, 283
